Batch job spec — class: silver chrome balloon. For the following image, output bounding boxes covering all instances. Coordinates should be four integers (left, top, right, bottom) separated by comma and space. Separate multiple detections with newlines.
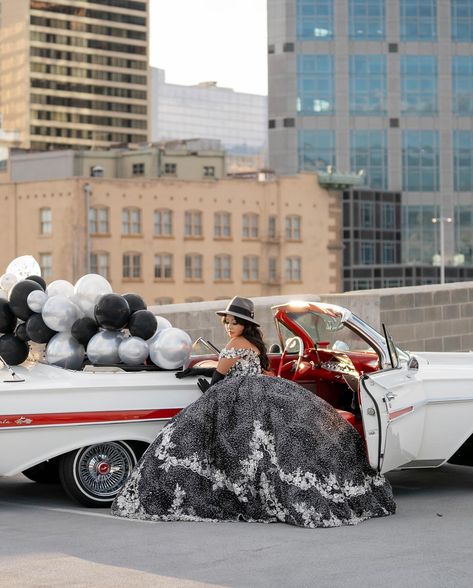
46, 279, 75, 298
86, 330, 124, 365
27, 290, 48, 313
74, 274, 113, 319
146, 316, 172, 346
118, 336, 149, 365
45, 332, 85, 370
149, 327, 192, 370
42, 295, 80, 332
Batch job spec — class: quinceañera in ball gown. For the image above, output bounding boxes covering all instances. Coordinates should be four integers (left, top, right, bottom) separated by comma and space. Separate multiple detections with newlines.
112, 297, 396, 528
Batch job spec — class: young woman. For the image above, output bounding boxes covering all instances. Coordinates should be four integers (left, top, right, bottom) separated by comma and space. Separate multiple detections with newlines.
112, 296, 395, 528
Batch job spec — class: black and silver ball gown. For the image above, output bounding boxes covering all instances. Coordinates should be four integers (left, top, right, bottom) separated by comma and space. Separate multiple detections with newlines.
111, 348, 396, 528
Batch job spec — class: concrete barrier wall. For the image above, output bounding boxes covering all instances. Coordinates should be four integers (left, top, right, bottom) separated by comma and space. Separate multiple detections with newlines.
150, 282, 473, 353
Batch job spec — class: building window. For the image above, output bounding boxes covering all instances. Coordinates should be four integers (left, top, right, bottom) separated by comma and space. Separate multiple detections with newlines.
184, 210, 203, 237
382, 203, 396, 228
298, 130, 336, 172
132, 162, 145, 176
214, 254, 232, 281
349, 55, 387, 115
242, 213, 259, 239
297, 55, 334, 115
382, 243, 396, 264
243, 255, 260, 281
214, 211, 231, 238
203, 166, 215, 177
185, 253, 203, 280
360, 242, 375, 265
296, 0, 334, 40
402, 131, 439, 191
268, 216, 277, 239
400, 0, 437, 40
455, 205, 473, 265
454, 131, 473, 191
353, 278, 373, 290
39, 253, 52, 279
122, 252, 142, 279
89, 206, 109, 234
451, 0, 473, 41
154, 209, 173, 236
452, 56, 473, 115
164, 163, 177, 176
360, 202, 374, 228
401, 55, 438, 115
90, 252, 110, 279
285, 215, 301, 240
350, 130, 388, 190
285, 257, 302, 282
349, 0, 385, 39
39, 208, 52, 235
268, 257, 278, 283
122, 207, 142, 235
154, 253, 173, 280
155, 297, 173, 305
402, 205, 439, 264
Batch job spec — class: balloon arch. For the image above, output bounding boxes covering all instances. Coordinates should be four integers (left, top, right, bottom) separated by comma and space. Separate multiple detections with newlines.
0, 256, 192, 369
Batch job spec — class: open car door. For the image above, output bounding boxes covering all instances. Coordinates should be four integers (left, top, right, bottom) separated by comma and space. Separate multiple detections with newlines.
359, 328, 426, 473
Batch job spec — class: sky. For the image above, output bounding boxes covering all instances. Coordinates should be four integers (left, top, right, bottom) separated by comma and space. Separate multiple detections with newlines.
149, 0, 268, 96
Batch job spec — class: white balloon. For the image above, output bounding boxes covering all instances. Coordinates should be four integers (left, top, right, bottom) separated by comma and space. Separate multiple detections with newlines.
74, 274, 113, 319
46, 279, 74, 298
149, 327, 192, 370
0, 273, 18, 292
6, 256, 41, 280
46, 332, 85, 370
42, 295, 80, 332
87, 330, 124, 365
27, 290, 48, 313
118, 336, 149, 365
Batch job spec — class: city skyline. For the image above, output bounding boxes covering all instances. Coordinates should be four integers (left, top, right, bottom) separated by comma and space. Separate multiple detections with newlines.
149, 0, 268, 96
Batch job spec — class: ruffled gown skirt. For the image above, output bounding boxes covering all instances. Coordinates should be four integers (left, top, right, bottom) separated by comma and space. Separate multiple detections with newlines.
111, 375, 395, 528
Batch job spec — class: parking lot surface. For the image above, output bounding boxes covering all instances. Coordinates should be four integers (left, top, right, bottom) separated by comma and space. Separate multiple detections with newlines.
1, 464, 473, 587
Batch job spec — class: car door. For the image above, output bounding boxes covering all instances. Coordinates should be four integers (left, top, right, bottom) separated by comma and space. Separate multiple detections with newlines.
360, 364, 426, 474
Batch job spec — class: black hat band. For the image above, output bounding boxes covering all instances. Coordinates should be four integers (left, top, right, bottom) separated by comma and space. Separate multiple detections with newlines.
226, 304, 254, 319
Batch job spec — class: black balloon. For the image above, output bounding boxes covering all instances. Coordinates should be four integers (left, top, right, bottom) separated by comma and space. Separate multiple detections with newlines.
128, 310, 157, 340
15, 322, 30, 342
122, 293, 147, 315
0, 300, 17, 333
25, 275, 47, 290
94, 294, 130, 330
9, 279, 44, 321
0, 334, 29, 365
71, 317, 98, 346
26, 313, 56, 344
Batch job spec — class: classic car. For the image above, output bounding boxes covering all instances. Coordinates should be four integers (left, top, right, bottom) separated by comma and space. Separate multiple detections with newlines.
1, 300, 472, 508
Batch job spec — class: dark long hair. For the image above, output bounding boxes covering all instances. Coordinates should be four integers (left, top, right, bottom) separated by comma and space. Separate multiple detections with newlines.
221, 316, 269, 371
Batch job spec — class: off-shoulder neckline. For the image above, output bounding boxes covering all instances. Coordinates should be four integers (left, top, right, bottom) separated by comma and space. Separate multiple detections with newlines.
222, 347, 260, 355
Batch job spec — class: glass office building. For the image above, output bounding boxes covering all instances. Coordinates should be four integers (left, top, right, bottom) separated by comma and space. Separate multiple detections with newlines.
268, 0, 473, 287
150, 69, 268, 173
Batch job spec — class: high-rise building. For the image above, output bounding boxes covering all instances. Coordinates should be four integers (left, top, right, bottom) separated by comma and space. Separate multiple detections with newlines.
268, 0, 473, 283
0, 0, 149, 151
150, 68, 268, 173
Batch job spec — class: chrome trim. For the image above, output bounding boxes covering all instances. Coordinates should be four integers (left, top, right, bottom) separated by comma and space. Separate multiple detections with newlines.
0, 417, 172, 430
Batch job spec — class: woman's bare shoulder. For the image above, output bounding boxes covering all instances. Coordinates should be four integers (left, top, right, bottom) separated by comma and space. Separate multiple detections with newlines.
225, 337, 259, 353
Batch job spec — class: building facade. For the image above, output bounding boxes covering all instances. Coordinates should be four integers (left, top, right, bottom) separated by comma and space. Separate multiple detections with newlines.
0, 0, 149, 150
3, 142, 226, 183
150, 68, 268, 173
268, 0, 473, 282
0, 174, 343, 303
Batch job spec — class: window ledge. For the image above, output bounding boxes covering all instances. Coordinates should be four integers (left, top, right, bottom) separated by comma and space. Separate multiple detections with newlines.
91, 232, 112, 238
153, 235, 174, 239
184, 236, 204, 240
213, 236, 233, 241
122, 233, 144, 238
154, 278, 175, 282
214, 279, 234, 283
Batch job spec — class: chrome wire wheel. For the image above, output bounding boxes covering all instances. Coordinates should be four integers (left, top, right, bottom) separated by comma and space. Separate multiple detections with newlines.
59, 441, 137, 507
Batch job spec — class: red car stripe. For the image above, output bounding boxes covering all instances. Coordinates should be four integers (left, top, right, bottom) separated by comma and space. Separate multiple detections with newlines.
0, 408, 182, 428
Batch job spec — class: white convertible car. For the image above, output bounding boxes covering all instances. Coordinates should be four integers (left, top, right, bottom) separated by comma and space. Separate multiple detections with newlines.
1, 301, 472, 507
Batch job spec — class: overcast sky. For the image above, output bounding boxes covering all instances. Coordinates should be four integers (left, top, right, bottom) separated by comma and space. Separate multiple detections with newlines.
149, 0, 268, 96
